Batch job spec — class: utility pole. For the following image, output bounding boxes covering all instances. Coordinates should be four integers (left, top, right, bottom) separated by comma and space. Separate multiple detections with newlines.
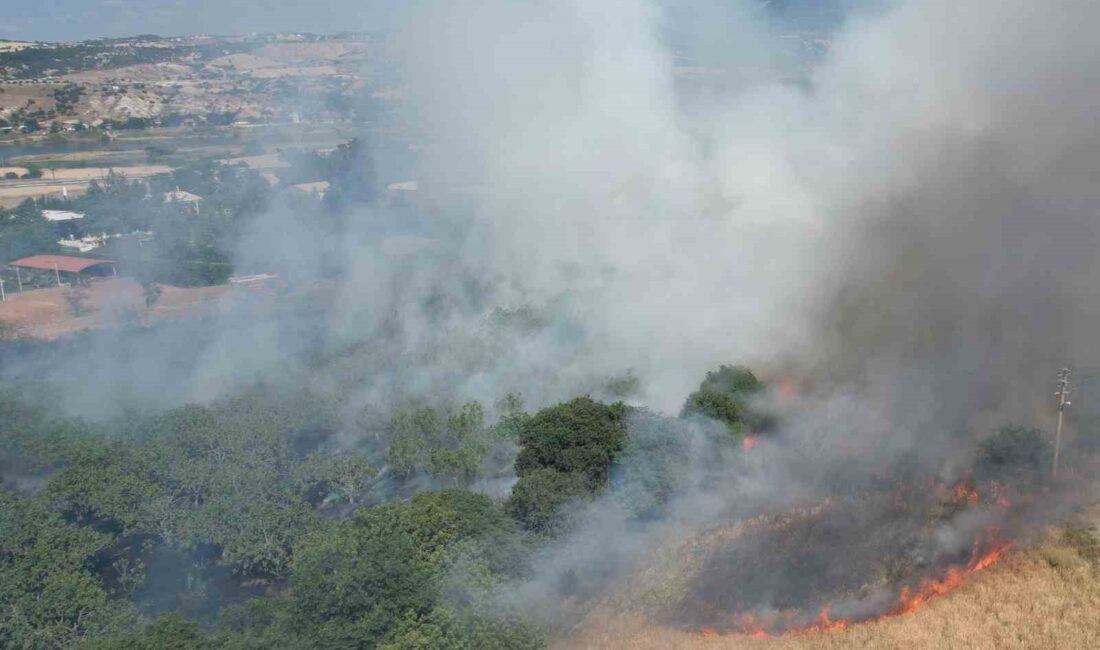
1053, 367, 1071, 480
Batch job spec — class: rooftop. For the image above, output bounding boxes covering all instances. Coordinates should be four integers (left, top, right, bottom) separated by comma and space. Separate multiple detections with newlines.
42, 210, 85, 222
9, 254, 116, 274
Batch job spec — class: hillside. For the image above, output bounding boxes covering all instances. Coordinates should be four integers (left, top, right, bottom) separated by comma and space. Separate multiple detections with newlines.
560, 505, 1100, 650
0, 34, 386, 129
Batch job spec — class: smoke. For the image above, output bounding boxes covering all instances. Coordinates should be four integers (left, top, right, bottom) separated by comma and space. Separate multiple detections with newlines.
366, 0, 1100, 630
3, 0, 1099, 633
373, 0, 1100, 425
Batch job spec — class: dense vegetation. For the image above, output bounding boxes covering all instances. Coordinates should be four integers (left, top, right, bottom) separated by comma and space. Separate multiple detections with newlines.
0, 359, 774, 649
680, 364, 770, 435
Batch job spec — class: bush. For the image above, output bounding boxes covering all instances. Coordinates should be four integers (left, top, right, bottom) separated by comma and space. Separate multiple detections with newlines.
288, 490, 522, 648
974, 425, 1050, 483
681, 365, 768, 434
506, 468, 589, 534
514, 397, 627, 488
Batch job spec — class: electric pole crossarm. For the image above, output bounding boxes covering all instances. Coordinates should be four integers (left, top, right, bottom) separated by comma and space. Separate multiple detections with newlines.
1053, 368, 1071, 480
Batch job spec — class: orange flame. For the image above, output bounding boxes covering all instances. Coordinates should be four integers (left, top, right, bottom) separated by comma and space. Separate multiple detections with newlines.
950, 483, 980, 506
775, 380, 799, 400
892, 541, 1012, 615
708, 539, 1013, 639
742, 436, 759, 451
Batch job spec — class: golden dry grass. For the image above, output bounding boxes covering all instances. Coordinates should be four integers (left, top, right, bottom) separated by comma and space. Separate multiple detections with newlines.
0, 278, 229, 339
557, 529, 1100, 650
0, 164, 173, 207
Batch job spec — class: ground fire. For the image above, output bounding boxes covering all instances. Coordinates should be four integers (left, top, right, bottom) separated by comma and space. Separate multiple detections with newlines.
670, 476, 1039, 638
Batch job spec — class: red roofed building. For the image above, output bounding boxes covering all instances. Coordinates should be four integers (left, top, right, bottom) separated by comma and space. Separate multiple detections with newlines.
9, 255, 118, 284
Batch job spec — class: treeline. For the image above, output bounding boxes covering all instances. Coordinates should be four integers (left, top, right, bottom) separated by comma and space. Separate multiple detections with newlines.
0, 41, 257, 80
0, 366, 771, 649
0, 357, 1078, 648
101, 111, 241, 131
274, 138, 378, 209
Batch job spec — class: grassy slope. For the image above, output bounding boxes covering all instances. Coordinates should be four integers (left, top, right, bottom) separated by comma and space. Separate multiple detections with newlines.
560, 533, 1099, 649
557, 487, 1100, 650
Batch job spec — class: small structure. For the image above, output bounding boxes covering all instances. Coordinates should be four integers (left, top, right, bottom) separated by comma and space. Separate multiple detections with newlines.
229, 273, 279, 291
58, 234, 107, 253
164, 188, 203, 204
386, 180, 418, 192
291, 181, 329, 198
41, 210, 85, 222
164, 187, 202, 215
57, 239, 99, 254
9, 254, 117, 288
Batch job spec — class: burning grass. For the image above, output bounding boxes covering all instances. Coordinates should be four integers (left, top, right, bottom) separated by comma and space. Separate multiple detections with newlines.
558, 527, 1099, 649
555, 473, 1100, 649
665, 481, 1023, 636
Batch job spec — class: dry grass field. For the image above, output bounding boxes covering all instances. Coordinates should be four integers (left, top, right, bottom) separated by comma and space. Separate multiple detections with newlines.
557, 488, 1100, 650
0, 181, 91, 206
0, 278, 229, 338
560, 531, 1099, 650
0, 41, 36, 53
0, 164, 171, 180
0, 164, 174, 206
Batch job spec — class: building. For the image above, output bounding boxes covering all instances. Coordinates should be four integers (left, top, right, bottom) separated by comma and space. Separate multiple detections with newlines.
164, 188, 203, 203
164, 188, 203, 215
57, 234, 107, 253
8, 255, 117, 287
41, 210, 85, 222
164, 188, 203, 204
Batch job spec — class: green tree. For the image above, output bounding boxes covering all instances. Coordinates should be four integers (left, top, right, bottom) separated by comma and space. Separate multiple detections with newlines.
380, 606, 544, 650
680, 365, 766, 434
287, 490, 525, 648
143, 281, 162, 308
507, 397, 627, 535
975, 425, 1051, 483
513, 397, 627, 488
506, 468, 589, 535
0, 490, 132, 648
301, 453, 376, 505
386, 403, 490, 486
78, 614, 213, 650
0, 203, 58, 262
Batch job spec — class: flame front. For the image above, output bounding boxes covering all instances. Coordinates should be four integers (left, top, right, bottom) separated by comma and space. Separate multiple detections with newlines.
715, 538, 1013, 638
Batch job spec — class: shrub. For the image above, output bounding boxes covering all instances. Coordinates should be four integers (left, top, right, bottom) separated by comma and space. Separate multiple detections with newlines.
514, 397, 627, 488
680, 365, 767, 433
974, 425, 1050, 483
506, 468, 589, 534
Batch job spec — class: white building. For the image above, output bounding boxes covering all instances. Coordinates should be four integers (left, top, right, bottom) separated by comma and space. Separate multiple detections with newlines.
58, 236, 104, 253
42, 209, 85, 222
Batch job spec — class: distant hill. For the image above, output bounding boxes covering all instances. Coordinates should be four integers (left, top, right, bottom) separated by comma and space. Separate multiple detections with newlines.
0, 34, 385, 129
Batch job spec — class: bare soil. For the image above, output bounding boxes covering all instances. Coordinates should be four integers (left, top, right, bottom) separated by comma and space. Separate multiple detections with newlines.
0, 278, 228, 339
